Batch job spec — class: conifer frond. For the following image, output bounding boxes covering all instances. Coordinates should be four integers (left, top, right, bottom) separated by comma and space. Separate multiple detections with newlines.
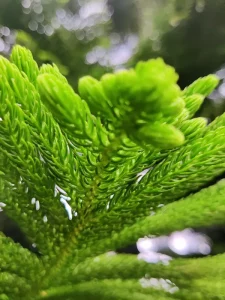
183, 75, 219, 97
39, 63, 68, 84
77, 59, 185, 149
40, 279, 173, 300
41, 254, 225, 299
59, 252, 225, 289
73, 125, 225, 253
0, 54, 80, 256
10, 45, 39, 85
0, 45, 224, 300
0, 234, 44, 298
72, 176, 225, 264
178, 117, 207, 141
107, 179, 225, 251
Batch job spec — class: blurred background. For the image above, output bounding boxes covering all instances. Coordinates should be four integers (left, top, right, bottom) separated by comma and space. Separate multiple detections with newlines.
1, 0, 225, 120
1, 0, 225, 257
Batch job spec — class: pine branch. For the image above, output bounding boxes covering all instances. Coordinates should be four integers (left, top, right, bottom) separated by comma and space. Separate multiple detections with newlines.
121, 126, 225, 213
0, 47, 87, 258
0, 234, 44, 299
61, 177, 225, 265
40, 279, 173, 300
8, 47, 79, 198
110, 178, 225, 251
59, 252, 225, 288
68, 125, 225, 261
43, 254, 225, 299
0, 45, 224, 300
10, 45, 39, 85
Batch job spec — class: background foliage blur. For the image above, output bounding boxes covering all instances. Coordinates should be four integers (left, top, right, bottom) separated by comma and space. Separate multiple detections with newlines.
1, 0, 225, 120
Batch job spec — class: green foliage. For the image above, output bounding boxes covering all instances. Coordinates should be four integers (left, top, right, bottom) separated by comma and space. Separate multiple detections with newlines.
0, 45, 224, 299
78, 59, 185, 149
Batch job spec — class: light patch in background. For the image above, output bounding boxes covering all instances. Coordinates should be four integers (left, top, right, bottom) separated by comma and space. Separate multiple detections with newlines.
22, 0, 31, 9
0, 26, 16, 55
209, 66, 225, 104
0, 202, 6, 212
137, 235, 169, 253
19, 0, 113, 40
86, 34, 138, 68
168, 229, 211, 256
0, 0, 139, 70
218, 83, 225, 98
136, 228, 211, 259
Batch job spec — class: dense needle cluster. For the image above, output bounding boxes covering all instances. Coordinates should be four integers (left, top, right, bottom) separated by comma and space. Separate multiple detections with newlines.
0, 45, 225, 299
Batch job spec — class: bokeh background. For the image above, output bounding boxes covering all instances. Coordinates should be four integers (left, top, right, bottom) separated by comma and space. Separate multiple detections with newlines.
1, 0, 225, 120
